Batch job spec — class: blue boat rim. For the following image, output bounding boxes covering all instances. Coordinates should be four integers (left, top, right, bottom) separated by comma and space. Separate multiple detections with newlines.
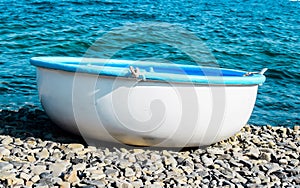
30, 57, 266, 85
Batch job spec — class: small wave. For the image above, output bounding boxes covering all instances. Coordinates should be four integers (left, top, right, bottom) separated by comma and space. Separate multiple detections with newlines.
266, 68, 300, 83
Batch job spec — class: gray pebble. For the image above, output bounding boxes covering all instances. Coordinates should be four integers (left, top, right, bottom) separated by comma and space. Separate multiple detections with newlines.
0, 162, 13, 171
239, 159, 253, 168
105, 168, 119, 177
31, 165, 47, 175
36, 148, 50, 159
125, 167, 135, 177
221, 167, 236, 179
201, 154, 214, 167
20, 172, 31, 181
246, 147, 260, 158
83, 180, 106, 187
279, 158, 288, 165
39, 172, 53, 179
67, 143, 84, 152
0, 124, 298, 187
206, 147, 224, 155
49, 161, 71, 176
1, 137, 13, 145
265, 163, 282, 175
131, 180, 143, 187
135, 153, 147, 162
272, 170, 287, 179
289, 159, 299, 167
261, 152, 272, 162
31, 175, 40, 183
0, 171, 15, 180
0, 147, 10, 156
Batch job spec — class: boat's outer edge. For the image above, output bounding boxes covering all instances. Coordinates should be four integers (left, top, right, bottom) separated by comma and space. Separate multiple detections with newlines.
30, 57, 266, 85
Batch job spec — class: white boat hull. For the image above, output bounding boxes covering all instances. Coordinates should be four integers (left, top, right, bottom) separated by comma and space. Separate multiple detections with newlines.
37, 67, 258, 147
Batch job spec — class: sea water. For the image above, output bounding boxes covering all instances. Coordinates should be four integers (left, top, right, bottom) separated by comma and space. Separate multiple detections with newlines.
0, 0, 299, 127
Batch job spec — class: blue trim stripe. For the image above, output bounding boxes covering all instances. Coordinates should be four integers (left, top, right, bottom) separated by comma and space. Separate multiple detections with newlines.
30, 57, 266, 85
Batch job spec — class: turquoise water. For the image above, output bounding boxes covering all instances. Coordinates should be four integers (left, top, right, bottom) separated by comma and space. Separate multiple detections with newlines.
1, 0, 299, 127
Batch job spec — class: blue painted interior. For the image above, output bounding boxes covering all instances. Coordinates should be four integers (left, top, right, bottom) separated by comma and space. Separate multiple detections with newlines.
30, 57, 266, 85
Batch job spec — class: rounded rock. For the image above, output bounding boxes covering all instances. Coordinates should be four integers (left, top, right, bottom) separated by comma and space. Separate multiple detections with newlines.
201, 155, 214, 167
0, 162, 14, 171
0, 147, 10, 156
125, 167, 135, 177
31, 165, 46, 175
1, 137, 13, 145
67, 144, 85, 152
279, 159, 288, 165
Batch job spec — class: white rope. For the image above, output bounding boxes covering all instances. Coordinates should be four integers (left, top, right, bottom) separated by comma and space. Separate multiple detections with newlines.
244, 68, 268, 76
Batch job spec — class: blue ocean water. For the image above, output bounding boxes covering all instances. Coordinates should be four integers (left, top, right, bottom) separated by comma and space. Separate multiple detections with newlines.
0, 0, 299, 127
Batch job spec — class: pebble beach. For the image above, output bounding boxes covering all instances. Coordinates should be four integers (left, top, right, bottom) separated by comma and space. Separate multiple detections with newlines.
1, 0, 299, 187
0, 107, 299, 187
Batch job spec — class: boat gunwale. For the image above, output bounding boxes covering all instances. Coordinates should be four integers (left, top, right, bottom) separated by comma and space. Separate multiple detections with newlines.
30, 57, 266, 85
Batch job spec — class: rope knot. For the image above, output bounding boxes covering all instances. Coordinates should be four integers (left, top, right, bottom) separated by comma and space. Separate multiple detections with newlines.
129, 66, 141, 78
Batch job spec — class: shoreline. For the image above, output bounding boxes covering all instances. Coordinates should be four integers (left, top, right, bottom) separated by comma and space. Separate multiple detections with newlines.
1, 115, 299, 187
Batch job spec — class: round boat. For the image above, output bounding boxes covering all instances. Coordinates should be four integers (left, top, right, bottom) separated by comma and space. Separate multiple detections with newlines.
30, 57, 266, 147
